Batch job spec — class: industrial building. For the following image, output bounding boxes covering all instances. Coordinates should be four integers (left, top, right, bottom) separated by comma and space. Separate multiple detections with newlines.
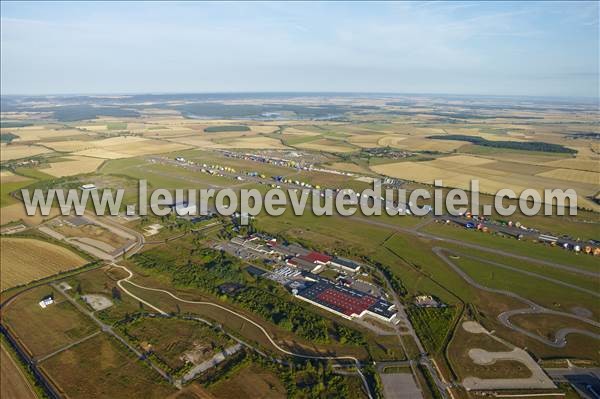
295, 279, 397, 323
286, 257, 324, 273
329, 257, 362, 273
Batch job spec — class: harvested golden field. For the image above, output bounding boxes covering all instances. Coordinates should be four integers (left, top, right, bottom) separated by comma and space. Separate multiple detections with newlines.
1, 144, 52, 162
249, 125, 280, 134
0, 171, 30, 183
431, 155, 496, 166
165, 136, 222, 148
0, 238, 87, 291
65, 136, 191, 159
377, 135, 408, 147
8, 127, 90, 141
544, 158, 600, 173
467, 150, 569, 166
71, 148, 126, 159
42, 140, 96, 152
216, 136, 288, 149
372, 159, 599, 210
295, 139, 357, 153
536, 168, 600, 185
76, 124, 108, 132
44, 156, 105, 177
140, 127, 196, 137
346, 134, 387, 147
281, 127, 322, 136
1, 344, 36, 399
0, 204, 60, 226
385, 137, 467, 152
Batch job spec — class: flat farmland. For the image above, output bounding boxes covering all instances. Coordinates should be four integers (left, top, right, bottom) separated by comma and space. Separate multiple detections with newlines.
295, 138, 358, 153
371, 154, 599, 210
166, 136, 223, 148
1, 343, 37, 399
39, 333, 175, 399
0, 170, 31, 183
207, 363, 286, 399
376, 135, 408, 147
42, 136, 190, 158
536, 168, 600, 185
1, 144, 52, 161
384, 136, 468, 152
0, 238, 87, 291
43, 155, 105, 177
544, 158, 600, 173
8, 127, 92, 142
346, 134, 387, 147
1, 203, 60, 226
3, 285, 97, 357
215, 136, 288, 149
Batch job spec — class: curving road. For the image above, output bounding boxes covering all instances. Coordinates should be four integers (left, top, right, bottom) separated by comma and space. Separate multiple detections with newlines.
433, 247, 600, 348
112, 264, 374, 399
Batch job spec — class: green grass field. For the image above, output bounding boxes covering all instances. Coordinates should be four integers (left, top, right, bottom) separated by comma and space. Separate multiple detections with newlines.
3, 286, 98, 357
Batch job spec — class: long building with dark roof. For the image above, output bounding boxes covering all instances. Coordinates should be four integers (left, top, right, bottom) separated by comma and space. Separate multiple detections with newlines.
294, 279, 397, 322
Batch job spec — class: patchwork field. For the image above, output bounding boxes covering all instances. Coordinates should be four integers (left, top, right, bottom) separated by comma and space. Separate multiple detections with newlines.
41, 136, 191, 158
544, 158, 600, 173
1, 144, 52, 161
7, 127, 91, 141
43, 156, 105, 177
0, 238, 87, 291
371, 154, 600, 210
382, 137, 468, 152
536, 168, 600, 185
216, 136, 288, 149
295, 138, 358, 153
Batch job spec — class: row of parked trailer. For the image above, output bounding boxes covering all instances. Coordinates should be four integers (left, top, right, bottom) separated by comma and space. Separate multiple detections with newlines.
443, 217, 600, 256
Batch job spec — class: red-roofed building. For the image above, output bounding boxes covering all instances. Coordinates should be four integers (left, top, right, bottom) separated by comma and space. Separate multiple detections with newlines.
300, 252, 332, 265
316, 288, 376, 317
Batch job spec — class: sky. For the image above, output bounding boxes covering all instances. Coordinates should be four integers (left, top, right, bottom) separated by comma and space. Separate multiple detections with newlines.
1, 1, 598, 97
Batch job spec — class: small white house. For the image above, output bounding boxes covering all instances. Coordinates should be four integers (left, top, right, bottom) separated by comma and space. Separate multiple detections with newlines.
39, 296, 54, 308
80, 183, 96, 190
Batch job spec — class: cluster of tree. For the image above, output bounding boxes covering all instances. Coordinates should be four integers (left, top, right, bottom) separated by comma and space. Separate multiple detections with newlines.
133, 246, 244, 295
418, 364, 443, 399
361, 258, 407, 298
204, 125, 250, 133
0, 132, 18, 143
0, 121, 33, 128
428, 134, 576, 154
234, 286, 329, 342
406, 306, 457, 354
334, 323, 365, 345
